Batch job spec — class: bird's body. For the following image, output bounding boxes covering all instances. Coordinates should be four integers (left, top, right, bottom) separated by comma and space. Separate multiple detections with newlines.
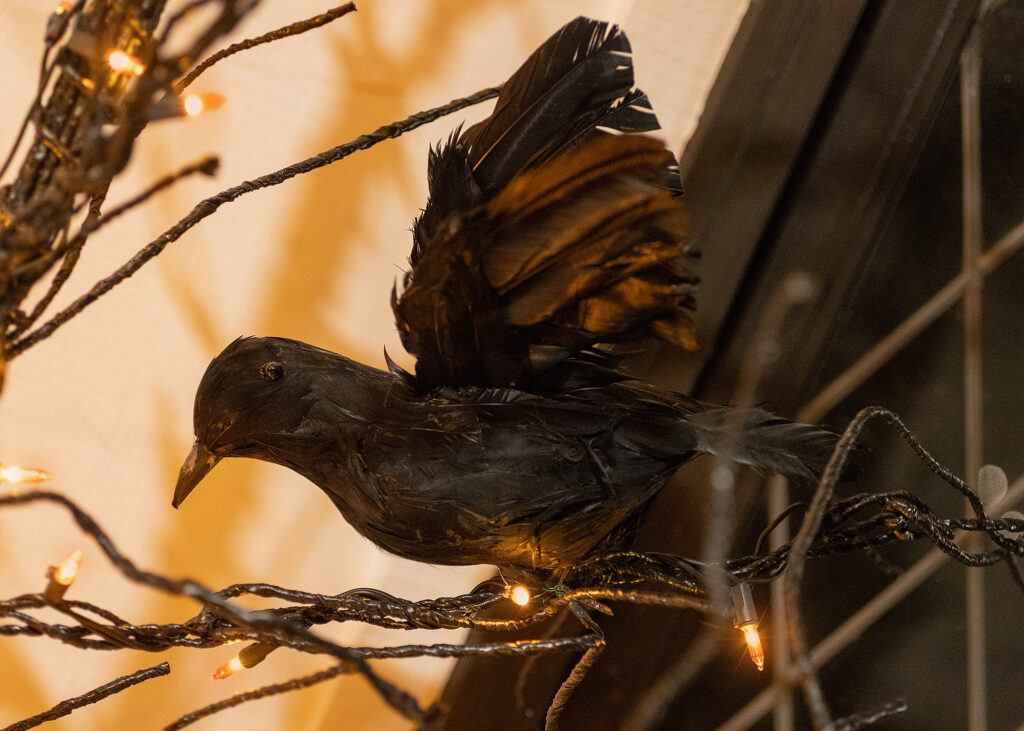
175, 18, 839, 575
184, 338, 690, 570
177, 337, 835, 572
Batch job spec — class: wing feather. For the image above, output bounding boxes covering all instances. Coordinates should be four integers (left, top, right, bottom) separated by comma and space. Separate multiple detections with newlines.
395, 18, 696, 391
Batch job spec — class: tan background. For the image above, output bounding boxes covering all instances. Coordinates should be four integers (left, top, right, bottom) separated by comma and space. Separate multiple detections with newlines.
0, 1, 747, 728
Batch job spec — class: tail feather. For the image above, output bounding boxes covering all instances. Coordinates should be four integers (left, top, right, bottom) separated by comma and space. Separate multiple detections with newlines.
688, 408, 840, 483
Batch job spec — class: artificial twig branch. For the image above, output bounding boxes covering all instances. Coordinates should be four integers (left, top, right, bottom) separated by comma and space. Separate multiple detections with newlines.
7, 86, 501, 357
780, 405, 1024, 730
544, 602, 605, 731
6, 662, 170, 731
3, 414, 1023, 729
10, 157, 219, 337
174, 2, 358, 92
160, 663, 347, 731
0, 0, 266, 382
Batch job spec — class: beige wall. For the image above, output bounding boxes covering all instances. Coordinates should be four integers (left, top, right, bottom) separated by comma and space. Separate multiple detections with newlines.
0, 1, 747, 728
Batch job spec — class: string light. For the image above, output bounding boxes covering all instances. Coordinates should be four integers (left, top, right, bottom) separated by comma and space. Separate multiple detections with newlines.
107, 50, 145, 77
508, 585, 531, 606
731, 583, 765, 671
147, 93, 226, 121
212, 641, 275, 679
182, 93, 226, 117
183, 95, 204, 117
239, 642, 274, 667
46, 0, 75, 43
212, 655, 244, 680
54, 549, 83, 585
44, 549, 82, 602
0, 463, 53, 484
739, 623, 766, 672
978, 464, 1008, 507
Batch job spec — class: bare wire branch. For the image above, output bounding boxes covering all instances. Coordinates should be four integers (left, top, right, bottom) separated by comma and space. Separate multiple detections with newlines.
779, 404, 1018, 730
174, 2, 357, 92
7, 86, 501, 357
0, 0, 263, 370
90, 156, 221, 232
543, 602, 605, 731
160, 663, 347, 731
9, 157, 218, 338
5, 662, 170, 731
3, 420, 1022, 730
832, 698, 909, 731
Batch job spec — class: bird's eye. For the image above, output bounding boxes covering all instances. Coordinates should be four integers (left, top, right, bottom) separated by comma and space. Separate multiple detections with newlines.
259, 361, 285, 381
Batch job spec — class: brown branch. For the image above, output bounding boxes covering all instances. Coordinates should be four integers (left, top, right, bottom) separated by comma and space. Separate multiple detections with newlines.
174, 2, 357, 92
4, 662, 170, 731
92, 156, 221, 232
543, 602, 605, 731
779, 405, 995, 729
7, 86, 501, 357
161, 663, 346, 730
831, 698, 909, 730
2, 408, 1021, 729
0, 0, 262, 370
8, 155, 215, 338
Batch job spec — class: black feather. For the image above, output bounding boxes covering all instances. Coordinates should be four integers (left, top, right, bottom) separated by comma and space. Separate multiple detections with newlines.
411, 17, 673, 261
460, 17, 638, 190
396, 17, 693, 391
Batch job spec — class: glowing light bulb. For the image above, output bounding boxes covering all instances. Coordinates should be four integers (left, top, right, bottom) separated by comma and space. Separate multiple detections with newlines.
54, 549, 82, 586
509, 585, 531, 606
43, 549, 82, 602
730, 582, 765, 671
0, 464, 53, 484
182, 93, 225, 118
107, 50, 145, 77
183, 95, 204, 117
54, 1, 72, 14
739, 623, 765, 671
212, 655, 244, 679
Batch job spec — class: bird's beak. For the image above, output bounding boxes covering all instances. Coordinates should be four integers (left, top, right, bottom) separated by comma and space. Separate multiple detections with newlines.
173, 440, 221, 508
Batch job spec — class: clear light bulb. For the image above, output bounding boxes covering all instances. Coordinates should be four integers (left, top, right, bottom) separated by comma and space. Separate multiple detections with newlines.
0, 464, 53, 484
182, 93, 225, 117
731, 582, 765, 671
53, 549, 82, 586
107, 50, 145, 76
740, 623, 765, 671
509, 585, 531, 606
212, 655, 245, 680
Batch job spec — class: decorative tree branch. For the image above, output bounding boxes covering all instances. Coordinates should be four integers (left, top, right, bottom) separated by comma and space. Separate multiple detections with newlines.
0, 1, 262, 379
4, 662, 171, 731
831, 698, 910, 731
0, 1, 371, 388
160, 663, 344, 731
6, 659, 169, 728
173, 3, 357, 93
5, 84, 500, 358
2, 408, 1023, 729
